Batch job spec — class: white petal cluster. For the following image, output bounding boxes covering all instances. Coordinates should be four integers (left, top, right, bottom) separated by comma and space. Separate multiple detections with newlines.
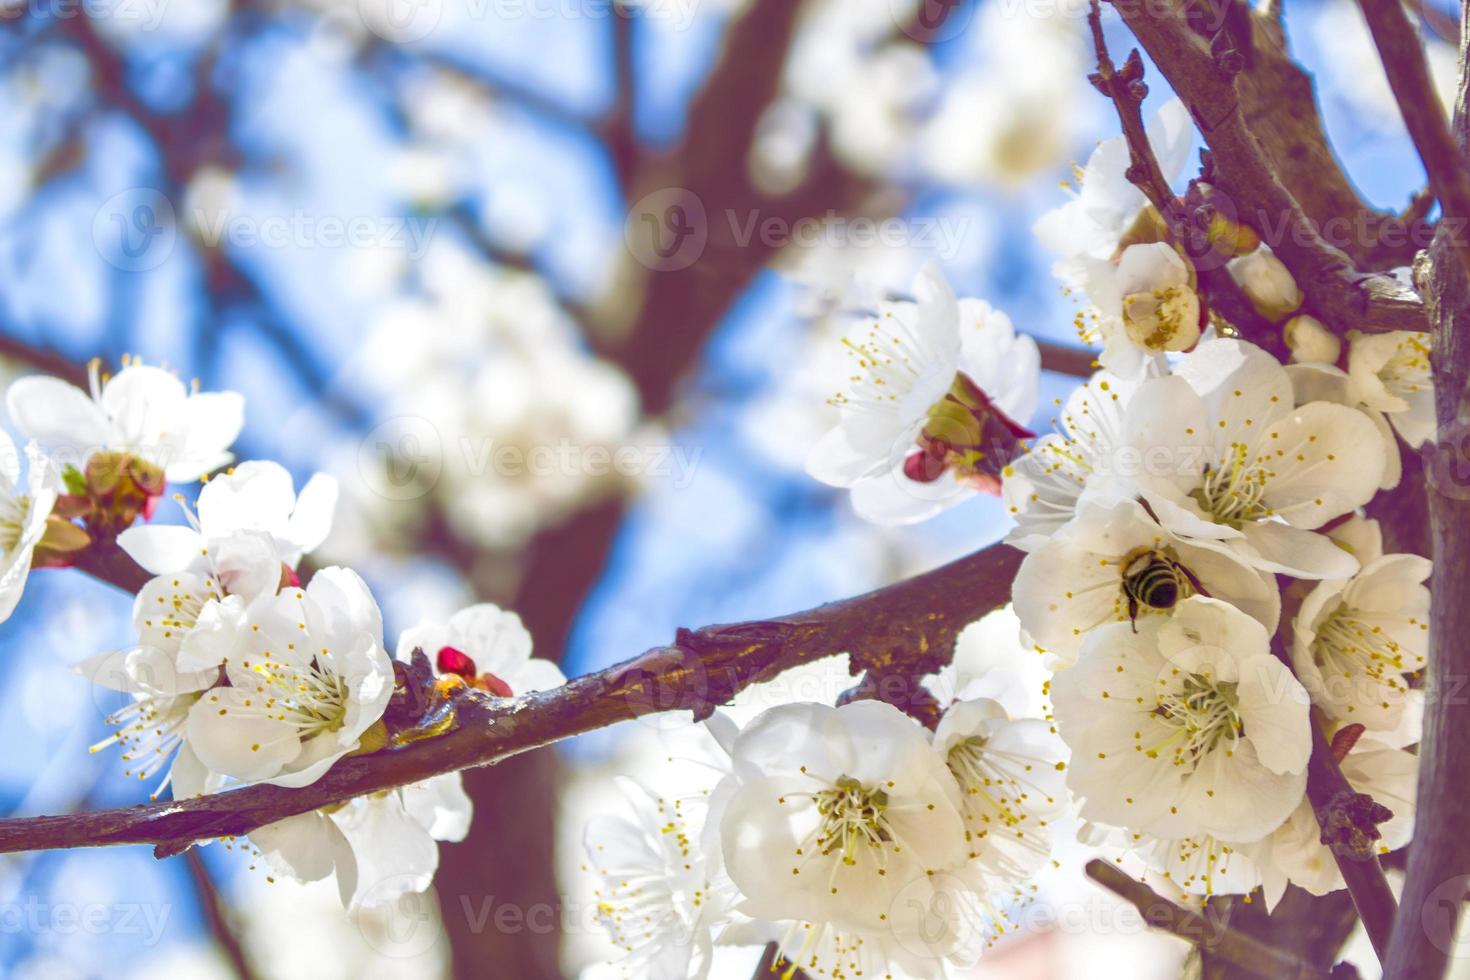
1053, 597, 1310, 842
184, 568, 394, 789
1035, 99, 1201, 377
1284, 326, 1433, 496
583, 778, 735, 980
6, 357, 244, 483
250, 772, 473, 908
1120, 339, 1382, 579
1002, 369, 1136, 547
806, 265, 1039, 524
1348, 330, 1436, 448
1033, 99, 1193, 287
58, 409, 562, 911
79, 541, 511, 908
587, 689, 1066, 978
1291, 518, 1430, 733
0, 430, 55, 624
1000, 317, 1423, 906
1013, 497, 1279, 666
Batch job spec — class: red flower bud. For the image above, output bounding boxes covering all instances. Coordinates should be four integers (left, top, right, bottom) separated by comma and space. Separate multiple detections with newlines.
436, 645, 478, 679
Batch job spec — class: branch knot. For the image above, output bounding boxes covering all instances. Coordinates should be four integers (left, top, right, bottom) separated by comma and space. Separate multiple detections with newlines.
1316, 790, 1393, 861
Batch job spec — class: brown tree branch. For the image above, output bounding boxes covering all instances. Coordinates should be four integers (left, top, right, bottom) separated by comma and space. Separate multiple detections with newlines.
1359, 0, 1470, 281
1302, 710, 1397, 961
1234, 8, 1426, 269
1385, 10, 1470, 976
0, 543, 1021, 856
1084, 860, 1329, 979
1108, 0, 1426, 336
1196, 887, 1360, 980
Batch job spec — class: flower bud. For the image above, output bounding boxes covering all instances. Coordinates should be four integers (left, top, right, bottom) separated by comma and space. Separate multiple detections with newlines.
1283, 314, 1342, 364
1229, 246, 1302, 321
79, 452, 166, 534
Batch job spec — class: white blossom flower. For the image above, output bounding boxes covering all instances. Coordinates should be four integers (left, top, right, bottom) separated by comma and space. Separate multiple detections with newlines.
118, 460, 338, 604
5, 358, 244, 483
1291, 518, 1430, 731
1270, 739, 1417, 894
1012, 497, 1280, 665
1124, 339, 1384, 579
249, 772, 472, 908
933, 698, 1067, 886
1002, 370, 1137, 550
0, 430, 55, 623
1348, 330, 1435, 448
77, 644, 221, 800
1081, 242, 1202, 377
1052, 596, 1311, 842
108, 462, 339, 677
1034, 98, 1193, 289
1228, 246, 1302, 322
396, 602, 565, 696
584, 777, 734, 980
185, 567, 393, 789
807, 266, 1039, 524
710, 701, 972, 975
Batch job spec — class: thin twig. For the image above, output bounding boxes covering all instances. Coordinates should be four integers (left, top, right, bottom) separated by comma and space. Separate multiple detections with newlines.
0, 543, 1022, 856
1085, 1, 1280, 352
1108, 0, 1426, 335
0, 333, 88, 386
184, 851, 259, 980
1087, 2, 1182, 222
1359, 0, 1470, 281
1085, 860, 1329, 979
1037, 339, 1099, 378
1302, 709, 1398, 961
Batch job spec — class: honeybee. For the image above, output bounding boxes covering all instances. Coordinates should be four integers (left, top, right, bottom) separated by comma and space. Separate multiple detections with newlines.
1121, 548, 1207, 630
